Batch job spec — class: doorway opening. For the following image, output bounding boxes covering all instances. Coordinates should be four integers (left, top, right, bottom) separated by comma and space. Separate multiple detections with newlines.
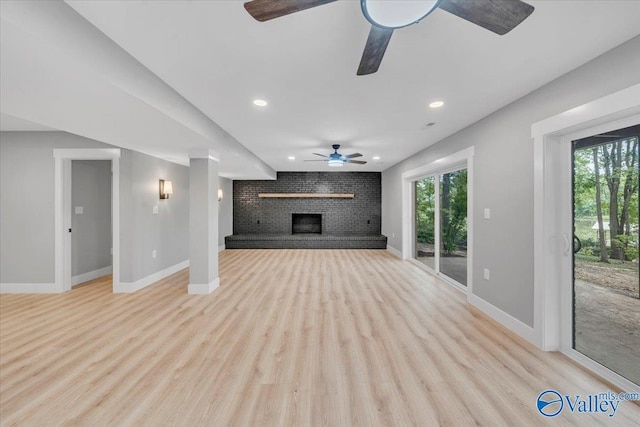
401, 146, 474, 292
414, 169, 468, 287
572, 124, 639, 385
532, 83, 640, 392
54, 148, 121, 293
71, 160, 113, 288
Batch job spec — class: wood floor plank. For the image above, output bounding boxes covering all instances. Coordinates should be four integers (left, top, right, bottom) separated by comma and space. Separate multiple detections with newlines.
1, 249, 638, 426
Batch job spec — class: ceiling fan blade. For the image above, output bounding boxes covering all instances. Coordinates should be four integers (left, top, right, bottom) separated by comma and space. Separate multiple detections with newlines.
346, 160, 367, 164
438, 0, 534, 35
312, 153, 329, 158
304, 159, 329, 162
244, 0, 337, 22
357, 26, 393, 76
344, 153, 363, 159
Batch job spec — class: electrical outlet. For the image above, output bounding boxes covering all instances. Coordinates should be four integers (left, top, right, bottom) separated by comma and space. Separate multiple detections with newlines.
484, 268, 490, 280
152, 250, 157, 259
392, 232, 395, 238
484, 208, 490, 219
152, 205, 159, 215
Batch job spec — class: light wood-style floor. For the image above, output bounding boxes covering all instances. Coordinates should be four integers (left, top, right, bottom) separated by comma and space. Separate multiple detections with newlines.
1, 249, 638, 426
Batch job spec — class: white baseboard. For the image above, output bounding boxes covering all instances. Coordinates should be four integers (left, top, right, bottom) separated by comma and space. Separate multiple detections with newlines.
72, 266, 112, 287
188, 277, 220, 295
468, 293, 538, 347
386, 245, 402, 258
0, 282, 61, 294
218, 244, 225, 252
114, 260, 189, 293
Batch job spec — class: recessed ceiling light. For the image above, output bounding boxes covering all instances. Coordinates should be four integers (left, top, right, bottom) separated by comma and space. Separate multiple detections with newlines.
429, 101, 444, 108
253, 99, 268, 107
373, 156, 380, 160
288, 156, 295, 160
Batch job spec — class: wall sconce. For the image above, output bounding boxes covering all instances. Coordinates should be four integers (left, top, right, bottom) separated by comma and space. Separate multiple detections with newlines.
159, 179, 173, 199
218, 188, 223, 201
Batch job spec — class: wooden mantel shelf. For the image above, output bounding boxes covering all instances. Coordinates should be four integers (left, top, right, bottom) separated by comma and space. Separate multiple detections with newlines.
259, 193, 354, 198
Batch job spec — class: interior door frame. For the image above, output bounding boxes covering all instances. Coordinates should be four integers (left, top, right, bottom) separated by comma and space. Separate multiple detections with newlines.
54, 148, 121, 293
532, 83, 640, 392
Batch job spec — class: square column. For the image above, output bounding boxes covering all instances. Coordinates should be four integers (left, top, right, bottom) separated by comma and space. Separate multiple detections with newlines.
188, 151, 219, 294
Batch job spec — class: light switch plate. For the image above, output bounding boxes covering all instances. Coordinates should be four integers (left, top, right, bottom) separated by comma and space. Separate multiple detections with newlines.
75, 206, 83, 215
152, 205, 159, 215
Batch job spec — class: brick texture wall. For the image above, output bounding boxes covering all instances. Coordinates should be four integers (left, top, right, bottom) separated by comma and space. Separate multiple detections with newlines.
233, 172, 381, 235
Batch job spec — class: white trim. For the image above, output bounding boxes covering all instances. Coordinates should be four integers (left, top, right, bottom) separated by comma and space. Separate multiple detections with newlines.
115, 260, 189, 293
532, 84, 640, 390
438, 272, 468, 294
563, 349, 640, 395
189, 148, 220, 162
401, 147, 474, 290
532, 84, 640, 351
401, 178, 412, 259
53, 148, 122, 160
468, 294, 538, 346
111, 158, 121, 291
71, 266, 112, 287
54, 157, 64, 293
63, 158, 71, 292
408, 257, 436, 275
54, 149, 121, 293
218, 244, 226, 253
410, 258, 467, 296
386, 245, 402, 258
0, 283, 61, 294
188, 277, 220, 295
466, 157, 474, 294
401, 147, 475, 181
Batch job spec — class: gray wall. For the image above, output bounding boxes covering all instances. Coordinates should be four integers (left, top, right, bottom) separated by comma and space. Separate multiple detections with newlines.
234, 172, 381, 235
72, 160, 112, 277
0, 131, 190, 286
382, 35, 640, 327
118, 150, 189, 284
0, 132, 109, 283
218, 176, 233, 247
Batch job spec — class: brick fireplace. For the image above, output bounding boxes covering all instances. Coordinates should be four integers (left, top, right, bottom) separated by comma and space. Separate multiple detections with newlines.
226, 172, 386, 249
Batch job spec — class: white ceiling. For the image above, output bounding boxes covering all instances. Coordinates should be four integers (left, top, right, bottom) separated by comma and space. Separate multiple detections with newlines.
2, 1, 640, 176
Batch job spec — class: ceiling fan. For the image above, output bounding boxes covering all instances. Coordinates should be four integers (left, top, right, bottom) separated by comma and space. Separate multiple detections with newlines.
304, 144, 367, 167
243, 0, 535, 75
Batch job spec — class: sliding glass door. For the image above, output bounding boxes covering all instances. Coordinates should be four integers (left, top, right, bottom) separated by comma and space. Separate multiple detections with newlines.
572, 125, 639, 385
440, 170, 468, 286
414, 168, 468, 287
415, 177, 436, 269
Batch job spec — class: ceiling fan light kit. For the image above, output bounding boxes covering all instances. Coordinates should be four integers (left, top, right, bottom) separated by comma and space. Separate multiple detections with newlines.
360, 0, 442, 29
304, 144, 367, 167
243, 0, 535, 76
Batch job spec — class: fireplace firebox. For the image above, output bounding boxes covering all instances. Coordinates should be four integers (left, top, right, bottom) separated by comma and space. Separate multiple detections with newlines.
292, 213, 321, 234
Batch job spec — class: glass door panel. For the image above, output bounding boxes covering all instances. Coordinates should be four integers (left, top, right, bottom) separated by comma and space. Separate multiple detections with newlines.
572, 124, 639, 384
440, 169, 468, 286
415, 177, 436, 269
